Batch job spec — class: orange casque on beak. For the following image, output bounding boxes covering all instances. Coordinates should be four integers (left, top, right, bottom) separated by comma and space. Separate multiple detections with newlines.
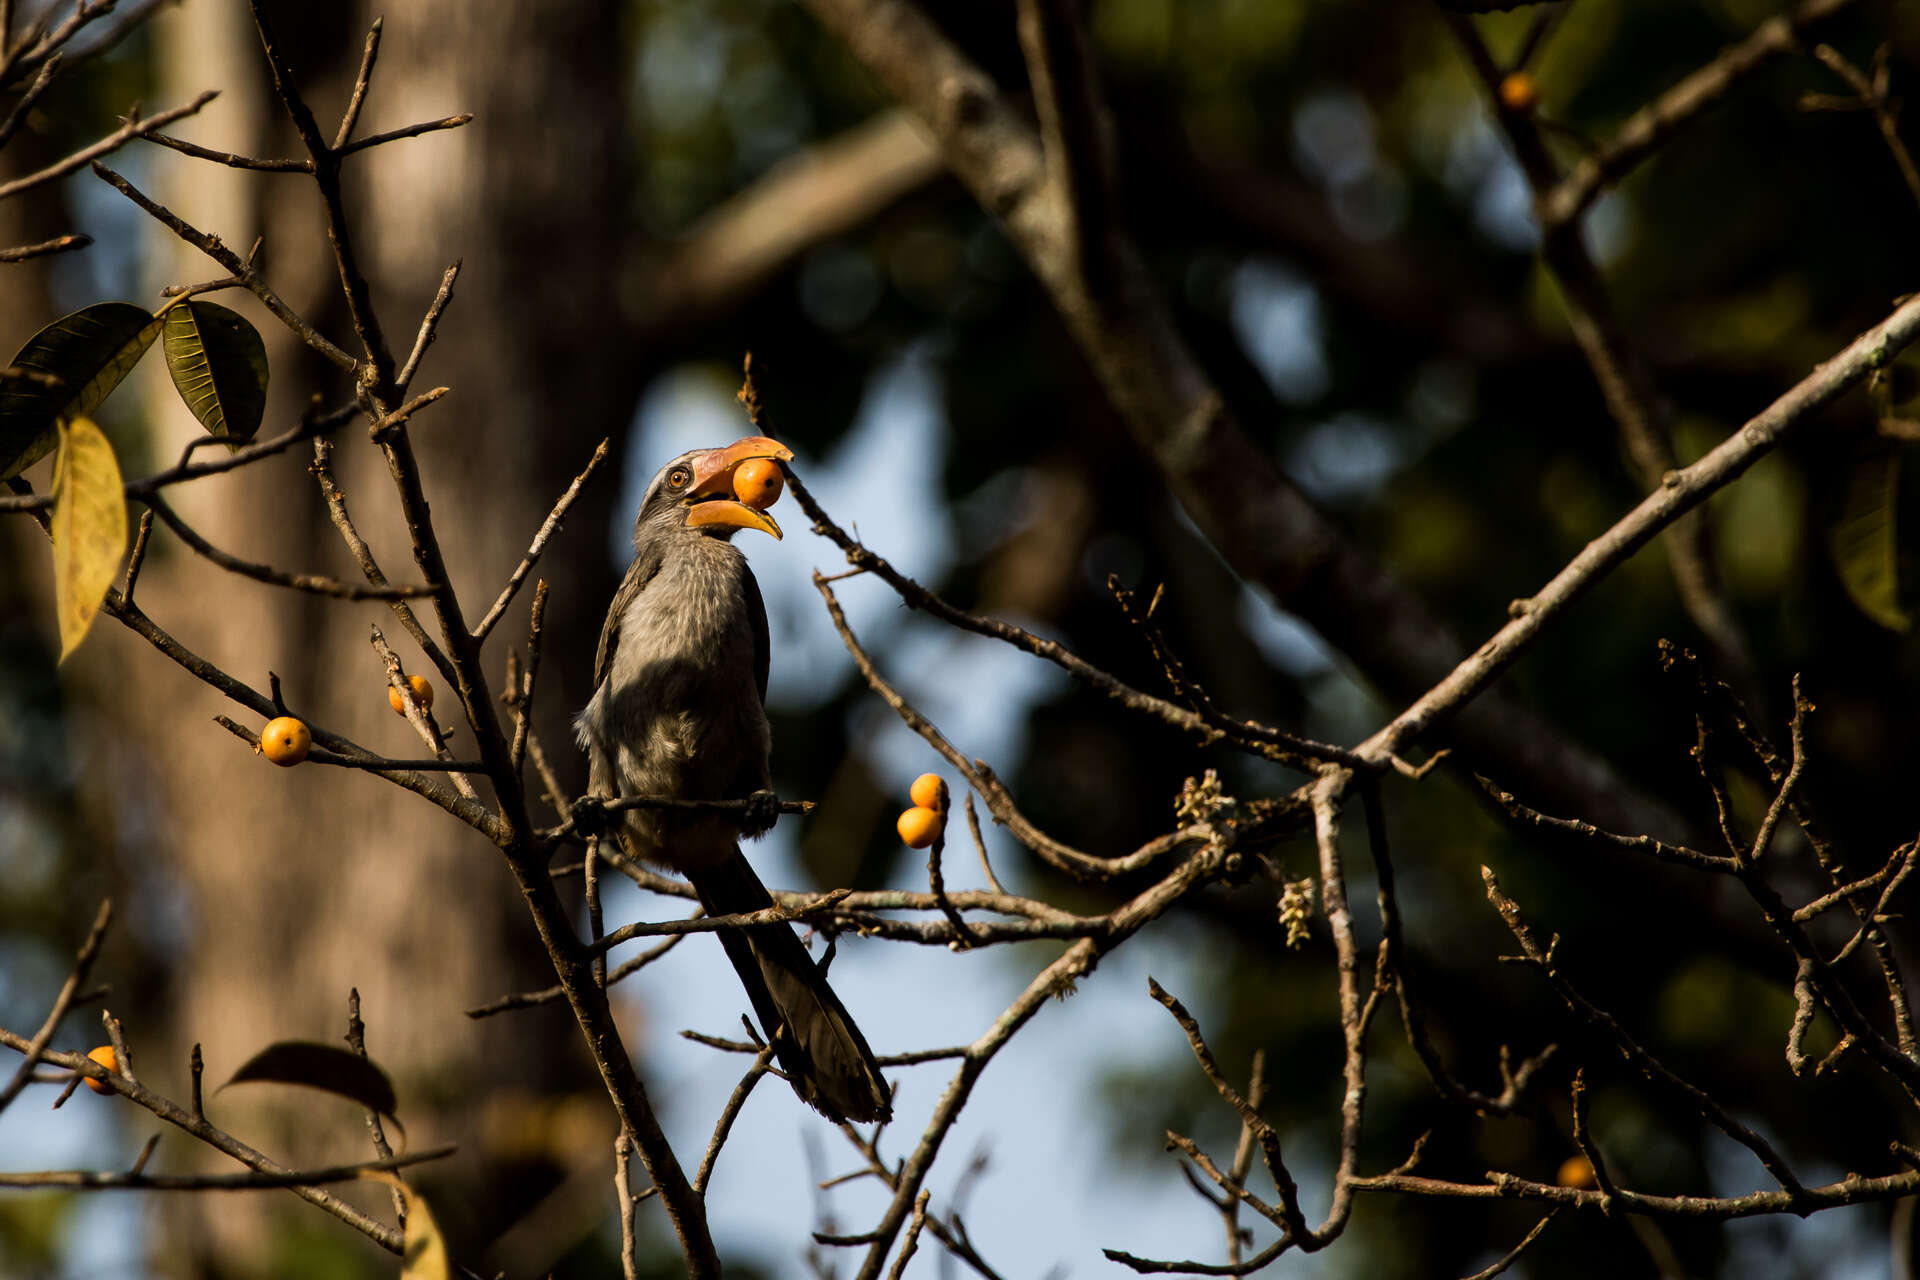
683, 436, 794, 540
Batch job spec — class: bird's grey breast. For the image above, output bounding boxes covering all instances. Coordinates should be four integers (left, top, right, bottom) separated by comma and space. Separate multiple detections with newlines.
583, 538, 771, 811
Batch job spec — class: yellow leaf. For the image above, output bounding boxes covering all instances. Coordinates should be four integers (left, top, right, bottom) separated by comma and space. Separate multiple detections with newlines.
50, 418, 127, 661
1828, 444, 1911, 632
364, 1173, 450, 1280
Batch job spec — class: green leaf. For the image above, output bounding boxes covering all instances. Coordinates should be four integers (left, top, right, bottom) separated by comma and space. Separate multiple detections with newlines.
49, 418, 127, 662
223, 1041, 400, 1118
1828, 444, 1911, 632
0, 303, 163, 478
162, 300, 269, 448
364, 1175, 450, 1280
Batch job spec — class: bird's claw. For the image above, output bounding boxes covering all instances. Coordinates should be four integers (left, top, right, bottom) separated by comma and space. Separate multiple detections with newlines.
741, 789, 782, 839
571, 795, 611, 839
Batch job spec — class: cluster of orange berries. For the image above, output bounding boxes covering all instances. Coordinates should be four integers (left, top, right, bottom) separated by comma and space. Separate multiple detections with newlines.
895, 773, 948, 848
258, 674, 436, 767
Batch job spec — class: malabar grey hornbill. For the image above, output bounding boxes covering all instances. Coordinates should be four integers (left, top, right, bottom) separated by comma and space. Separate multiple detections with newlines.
575, 435, 892, 1123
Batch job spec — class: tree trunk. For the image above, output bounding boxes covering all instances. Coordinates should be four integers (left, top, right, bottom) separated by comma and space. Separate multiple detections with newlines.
122, 1, 636, 1270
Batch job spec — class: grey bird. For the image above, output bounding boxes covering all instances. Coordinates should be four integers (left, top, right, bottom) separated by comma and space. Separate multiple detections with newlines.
575, 435, 892, 1123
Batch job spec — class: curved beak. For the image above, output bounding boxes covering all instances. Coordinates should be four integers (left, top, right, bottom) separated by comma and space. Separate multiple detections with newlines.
684, 435, 794, 540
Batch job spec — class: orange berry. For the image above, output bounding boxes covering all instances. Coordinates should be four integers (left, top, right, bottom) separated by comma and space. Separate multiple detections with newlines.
260, 716, 311, 766
84, 1044, 117, 1094
1498, 72, 1539, 113
387, 673, 434, 716
910, 773, 948, 813
897, 806, 943, 849
732, 458, 785, 511
1556, 1154, 1598, 1189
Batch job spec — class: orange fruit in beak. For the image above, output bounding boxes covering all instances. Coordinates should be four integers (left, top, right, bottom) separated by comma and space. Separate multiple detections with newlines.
733, 458, 785, 511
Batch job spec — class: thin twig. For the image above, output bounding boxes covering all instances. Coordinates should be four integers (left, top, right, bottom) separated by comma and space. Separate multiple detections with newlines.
616, 1133, 641, 1280
1540, 0, 1860, 227
308, 436, 459, 690
784, 466, 1362, 773
1569, 1069, 1619, 1211
1449, 14, 1760, 707
1148, 978, 1307, 1244
1349, 1167, 1920, 1220
0, 900, 112, 1115
0, 231, 92, 261
396, 262, 460, 392
586, 890, 856, 956
884, 1191, 934, 1280
1458, 1211, 1558, 1280
509, 582, 548, 776
140, 129, 309, 172
142, 492, 435, 600
1745, 684, 1810, 863
472, 440, 608, 642
336, 112, 473, 158
345, 989, 405, 1225
814, 569, 1188, 881
0, 1031, 403, 1251
925, 826, 978, 947
371, 624, 479, 800
1357, 290, 1920, 767
120, 509, 154, 603
962, 793, 1008, 896
0, 402, 357, 515
1481, 867, 1807, 1199
0, 90, 219, 201
0, 52, 60, 150
693, 1046, 777, 1194
1222, 1049, 1267, 1264
334, 18, 382, 151
1476, 775, 1733, 872
1369, 784, 1554, 1114
91, 161, 358, 371
0, 1147, 453, 1190
465, 933, 687, 1019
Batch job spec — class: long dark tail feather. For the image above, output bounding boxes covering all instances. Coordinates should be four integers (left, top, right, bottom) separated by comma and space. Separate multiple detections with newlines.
687, 848, 892, 1123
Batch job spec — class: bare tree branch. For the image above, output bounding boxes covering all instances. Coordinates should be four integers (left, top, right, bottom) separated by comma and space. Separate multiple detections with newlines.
1357, 291, 1920, 767
1540, 0, 1860, 228
797, 0, 1693, 845
0, 901, 112, 1115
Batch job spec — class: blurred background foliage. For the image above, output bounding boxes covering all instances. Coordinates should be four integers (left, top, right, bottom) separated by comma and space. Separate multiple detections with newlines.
6, 0, 1920, 1276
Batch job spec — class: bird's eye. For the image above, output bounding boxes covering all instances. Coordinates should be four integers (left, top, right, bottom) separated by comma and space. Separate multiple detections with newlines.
668, 467, 691, 489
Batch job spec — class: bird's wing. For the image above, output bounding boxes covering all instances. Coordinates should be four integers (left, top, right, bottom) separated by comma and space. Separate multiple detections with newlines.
743, 563, 770, 704
592, 547, 665, 692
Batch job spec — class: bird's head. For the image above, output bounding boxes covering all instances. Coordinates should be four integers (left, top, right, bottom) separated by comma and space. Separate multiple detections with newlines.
631, 435, 795, 548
